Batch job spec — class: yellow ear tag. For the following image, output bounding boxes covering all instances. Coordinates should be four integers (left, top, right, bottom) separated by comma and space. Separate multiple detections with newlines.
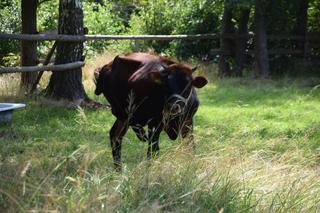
154, 78, 163, 84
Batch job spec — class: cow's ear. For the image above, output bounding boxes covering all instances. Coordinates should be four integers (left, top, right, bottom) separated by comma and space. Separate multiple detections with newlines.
148, 71, 163, 85
192, 76, 208, 88
94, 67, 100, 82
95, 88, 102, 96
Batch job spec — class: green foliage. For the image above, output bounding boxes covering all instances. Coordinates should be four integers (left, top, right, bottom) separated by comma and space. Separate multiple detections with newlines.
265, 0, 300, 34
1, 54, 20, 67
169, 0, 222, 58
128, 0, 222, 58
263, 0, 320, 76
37, 0, 59, 32
83, 1, 125, 54
308, 0, 320, 31
0, 0, 21, 34
0, 0, 20, 64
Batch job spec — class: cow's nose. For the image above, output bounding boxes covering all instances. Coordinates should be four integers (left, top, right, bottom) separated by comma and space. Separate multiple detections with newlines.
170, 104, 182, 115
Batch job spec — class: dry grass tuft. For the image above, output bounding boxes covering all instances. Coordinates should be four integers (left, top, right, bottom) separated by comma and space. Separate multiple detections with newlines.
82, 52, 118, 91
0, 74, 21, 98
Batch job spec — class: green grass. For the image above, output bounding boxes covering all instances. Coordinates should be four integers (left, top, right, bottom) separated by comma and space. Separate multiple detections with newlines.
1, 78, 320, 212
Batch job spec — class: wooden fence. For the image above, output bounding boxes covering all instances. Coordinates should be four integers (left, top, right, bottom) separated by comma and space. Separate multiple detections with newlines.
0, 32, 225, 74
0, 33, 221, 41
1, 32, 319, 41
0, 32, 319, 74
0, 62, 85, 74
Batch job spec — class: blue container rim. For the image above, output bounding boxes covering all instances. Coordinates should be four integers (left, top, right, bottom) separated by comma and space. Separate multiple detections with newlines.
0, 103, 26, 112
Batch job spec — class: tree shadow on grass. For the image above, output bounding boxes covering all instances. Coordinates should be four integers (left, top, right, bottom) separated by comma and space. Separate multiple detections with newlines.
0, 102, 112, 157
0, 100, 150, 169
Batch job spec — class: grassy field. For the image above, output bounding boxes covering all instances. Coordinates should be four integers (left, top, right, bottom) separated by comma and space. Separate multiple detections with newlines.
1, 77, 320, 212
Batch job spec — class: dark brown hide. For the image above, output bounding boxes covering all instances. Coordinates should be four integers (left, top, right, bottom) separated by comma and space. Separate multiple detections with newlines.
95, 52, 207, 170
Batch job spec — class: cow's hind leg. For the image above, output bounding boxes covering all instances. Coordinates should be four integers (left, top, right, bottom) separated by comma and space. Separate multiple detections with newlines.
110, 119, 128, 171
147, 121, 163, 159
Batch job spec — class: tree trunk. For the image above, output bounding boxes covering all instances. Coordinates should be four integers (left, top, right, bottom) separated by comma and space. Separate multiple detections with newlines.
218, 1, 233, 78
20, 0, 38, 94
234, 9, 250, 77
254, 0, 270, 78
46, 0, 88, 102
294, 0, 309, 56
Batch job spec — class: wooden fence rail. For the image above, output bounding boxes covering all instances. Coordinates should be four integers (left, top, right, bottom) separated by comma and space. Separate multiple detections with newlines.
0, 33, 222, 41
0, 32, 319, 75
0, 32, 319, 42
0, 61, 85, 74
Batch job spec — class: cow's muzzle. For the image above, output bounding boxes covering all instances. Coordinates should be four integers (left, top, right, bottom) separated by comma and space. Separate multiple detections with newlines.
165, 94, 187, 116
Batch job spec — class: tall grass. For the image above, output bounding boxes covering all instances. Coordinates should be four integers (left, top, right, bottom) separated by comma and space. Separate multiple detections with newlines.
0, 73, 20, 97
1, 59, 320, 212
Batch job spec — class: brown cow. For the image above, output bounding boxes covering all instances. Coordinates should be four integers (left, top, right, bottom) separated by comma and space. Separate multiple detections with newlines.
95, 52, 207, 170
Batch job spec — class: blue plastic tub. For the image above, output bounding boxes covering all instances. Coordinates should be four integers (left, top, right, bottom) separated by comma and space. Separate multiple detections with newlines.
0, 103, 26, 124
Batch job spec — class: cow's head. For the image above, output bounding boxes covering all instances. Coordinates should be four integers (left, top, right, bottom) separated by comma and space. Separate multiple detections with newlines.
94, 63, 112, 96
148, 64, 207, 116
94, 67, 103, 95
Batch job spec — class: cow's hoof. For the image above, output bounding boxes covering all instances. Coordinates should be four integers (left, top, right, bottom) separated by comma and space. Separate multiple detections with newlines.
114, 166, 122, 173
113, 162, 122, 172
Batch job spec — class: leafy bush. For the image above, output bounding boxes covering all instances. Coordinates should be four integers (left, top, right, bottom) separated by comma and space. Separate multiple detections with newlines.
308, 0, 320, 31
37, 0, 59, 32
0, 0, 20, 65
128, 0, 222, 59
83, 1, 125, 55
169, 0, 222, 59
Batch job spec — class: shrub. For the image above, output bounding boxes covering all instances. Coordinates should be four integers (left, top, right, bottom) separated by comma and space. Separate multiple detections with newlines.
127, 0, 222, 59
83, 1, 125, 55
0, 0, 20, 65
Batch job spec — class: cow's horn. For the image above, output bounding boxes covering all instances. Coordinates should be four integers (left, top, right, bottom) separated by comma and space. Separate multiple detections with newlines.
94, 67, 101, 80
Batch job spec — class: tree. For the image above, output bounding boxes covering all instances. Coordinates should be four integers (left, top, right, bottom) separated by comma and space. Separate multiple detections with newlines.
294, 0, 309, 56
45, 0, 88, 103
234, 8, 250, 77
20, 0, 38, 93
218, 0, 234, 77
254, 0, 270, 78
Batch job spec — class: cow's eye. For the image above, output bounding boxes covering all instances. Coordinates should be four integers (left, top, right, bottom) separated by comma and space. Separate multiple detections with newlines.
168, 74, 174, 79
162, 69, 170, 76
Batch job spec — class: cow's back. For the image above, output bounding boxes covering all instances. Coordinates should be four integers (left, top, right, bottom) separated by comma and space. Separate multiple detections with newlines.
106, 53, 171, 122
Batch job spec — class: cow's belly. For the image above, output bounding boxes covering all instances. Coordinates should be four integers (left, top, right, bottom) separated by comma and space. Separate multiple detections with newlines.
108, 91, 165, 127
129, 98, 164, 126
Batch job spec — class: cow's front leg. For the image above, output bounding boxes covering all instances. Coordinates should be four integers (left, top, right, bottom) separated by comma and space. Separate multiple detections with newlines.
110, 119, 128, 171
131, 124, 148, 142
147, 121, 163, 159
